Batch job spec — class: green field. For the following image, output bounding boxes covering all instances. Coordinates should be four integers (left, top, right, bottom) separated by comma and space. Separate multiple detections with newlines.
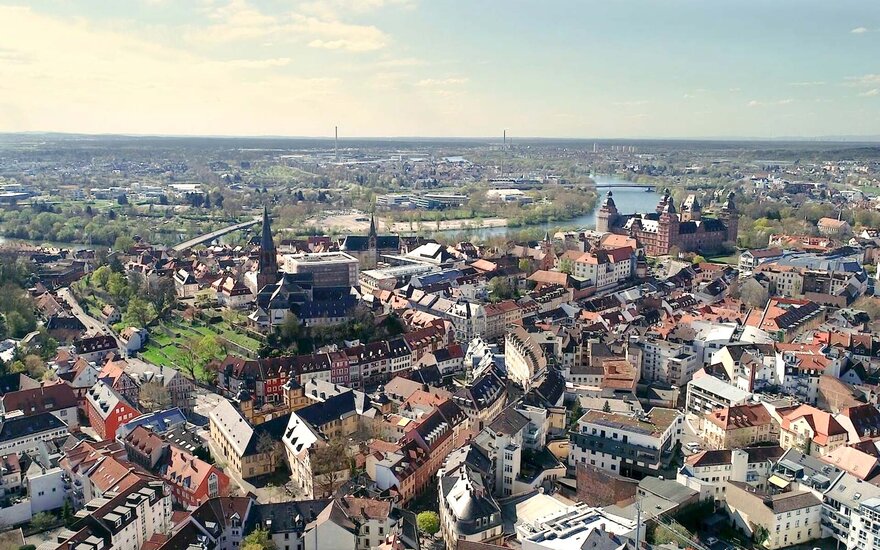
139, 319, 260, 383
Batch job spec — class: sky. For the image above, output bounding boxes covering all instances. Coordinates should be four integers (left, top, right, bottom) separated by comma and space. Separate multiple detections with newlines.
0, 0, 878, 139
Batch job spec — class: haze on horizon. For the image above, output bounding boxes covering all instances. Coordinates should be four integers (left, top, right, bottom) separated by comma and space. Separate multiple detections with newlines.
0, 0, 878, 140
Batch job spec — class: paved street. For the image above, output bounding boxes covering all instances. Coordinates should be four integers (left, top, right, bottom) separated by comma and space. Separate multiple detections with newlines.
58, 286, 167, 374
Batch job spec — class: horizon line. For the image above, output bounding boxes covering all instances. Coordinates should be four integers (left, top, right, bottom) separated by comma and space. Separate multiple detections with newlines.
2, 130, 880, 144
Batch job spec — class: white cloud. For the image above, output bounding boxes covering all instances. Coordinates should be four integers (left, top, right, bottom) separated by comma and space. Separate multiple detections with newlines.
227, 57, 291, 68
415, 77, 468, 87
376, 57, 426, 68
747, 99, 794, 107
0, 6, 348, 134
789, 81, 825, 87
850, 26, 869, 34
859, 88, 879, 97
846, 74, 880, 87
188, 0, 391, 51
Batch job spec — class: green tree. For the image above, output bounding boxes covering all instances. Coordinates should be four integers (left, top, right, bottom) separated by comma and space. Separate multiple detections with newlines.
242, 528, 277, 550
602, 400, 611, 413
558, 257, 574, 275
488, 277, 516, 302
0, 313, 7, 341
650, 521, 694, 546
107, 273, 130, 304
276, 313, 301, 349
416, 511, 440, 535
125, 296, 156, 328
62, 499, 75, 528
518, 258, 531, 273
91, 265, 111, 288
30, 511, 57, 532
114, 235, 134, 251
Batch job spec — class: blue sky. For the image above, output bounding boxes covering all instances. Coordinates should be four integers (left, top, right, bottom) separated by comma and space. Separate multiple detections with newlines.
0, 0, 878, 138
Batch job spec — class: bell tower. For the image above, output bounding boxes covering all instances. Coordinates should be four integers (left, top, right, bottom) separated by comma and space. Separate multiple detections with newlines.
256, 205, 279, 291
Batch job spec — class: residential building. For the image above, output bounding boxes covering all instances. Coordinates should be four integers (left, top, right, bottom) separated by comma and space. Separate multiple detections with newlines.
724, 481, 822, 550
0, 383, 80, 429
686, 375, 752, 415
208, 399, 288, 480
702, 402, 779, 450
85, 380, 141, 440
779, 405, 848, 458
569, 408, 683, 480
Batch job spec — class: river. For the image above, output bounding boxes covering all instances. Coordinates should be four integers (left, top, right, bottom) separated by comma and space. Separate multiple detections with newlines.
441, 175, 661, 239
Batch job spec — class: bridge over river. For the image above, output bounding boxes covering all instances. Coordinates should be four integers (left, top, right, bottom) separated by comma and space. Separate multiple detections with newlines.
172, 216, 261, 252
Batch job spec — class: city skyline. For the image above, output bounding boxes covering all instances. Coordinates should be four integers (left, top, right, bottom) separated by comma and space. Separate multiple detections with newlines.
1, 0, 879, 139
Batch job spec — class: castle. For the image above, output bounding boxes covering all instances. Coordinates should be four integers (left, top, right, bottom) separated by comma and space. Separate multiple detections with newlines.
596, 189, 738, 256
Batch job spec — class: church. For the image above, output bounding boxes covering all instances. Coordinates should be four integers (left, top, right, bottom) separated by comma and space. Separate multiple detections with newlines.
596, 189, 738, 256
339, 215, 400, 269
244, 206, 280, 294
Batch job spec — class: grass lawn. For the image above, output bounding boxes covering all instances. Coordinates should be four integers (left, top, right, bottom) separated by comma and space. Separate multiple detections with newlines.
139, 319, 259, 383
703, 252, 739, 265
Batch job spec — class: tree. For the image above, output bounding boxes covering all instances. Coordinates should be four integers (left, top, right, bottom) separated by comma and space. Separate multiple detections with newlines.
740, 279, 770, 308
62, 499, 75, 528
114, 235, 134, 252
256, 431, 277, 473
125, 296, 156, 328
277, 313, 301, 349
30, 511, 57, 532
518, 258, 531, 273
24, 354, 47, 379
139, 381, 172, 412
649, 521, 694, 546
487, 277, 516, 302
558, 257, 574, 275
107, 272, 130, 304
311, 439, 351, 497
91, 265, 111, 288
117, 194, 128, 205
691, 254, 706, 264
416, 511, 440, 536
242, 528, 276, 550
602, 400, 611, 413
0, 313, 6, 341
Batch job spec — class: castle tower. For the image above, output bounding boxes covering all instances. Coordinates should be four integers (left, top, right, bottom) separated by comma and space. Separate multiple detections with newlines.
596, 191, 619, 233
256, 205, 279, 292
656, 188, 672, 214
657, 191, 679, 256
718, 191, 739, 245
680, 194, 702, 222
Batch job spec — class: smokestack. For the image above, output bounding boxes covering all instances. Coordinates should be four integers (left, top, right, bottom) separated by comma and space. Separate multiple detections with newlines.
335, 126, 339, 161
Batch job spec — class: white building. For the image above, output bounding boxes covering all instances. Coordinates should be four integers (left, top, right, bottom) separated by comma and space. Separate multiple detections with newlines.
515, 494, 634, 550
570, 247, 634, 290
849, 497, 880, 550
569, 408, 683, 479
636, 338, 701, 387
505, 327, 549, 391
686, 375, 752, 415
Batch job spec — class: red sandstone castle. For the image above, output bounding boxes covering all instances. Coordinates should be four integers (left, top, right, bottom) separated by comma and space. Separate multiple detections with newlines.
596, 189, 738, 256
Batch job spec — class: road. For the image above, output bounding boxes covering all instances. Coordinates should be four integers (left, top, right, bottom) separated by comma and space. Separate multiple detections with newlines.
171, 216, 261, 252
57, 287, 178, 373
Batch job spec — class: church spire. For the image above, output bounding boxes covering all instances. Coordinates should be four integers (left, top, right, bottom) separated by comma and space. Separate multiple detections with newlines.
368, 213, 377, 237
261, 206, 274, 249
258, 205, 277, 275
